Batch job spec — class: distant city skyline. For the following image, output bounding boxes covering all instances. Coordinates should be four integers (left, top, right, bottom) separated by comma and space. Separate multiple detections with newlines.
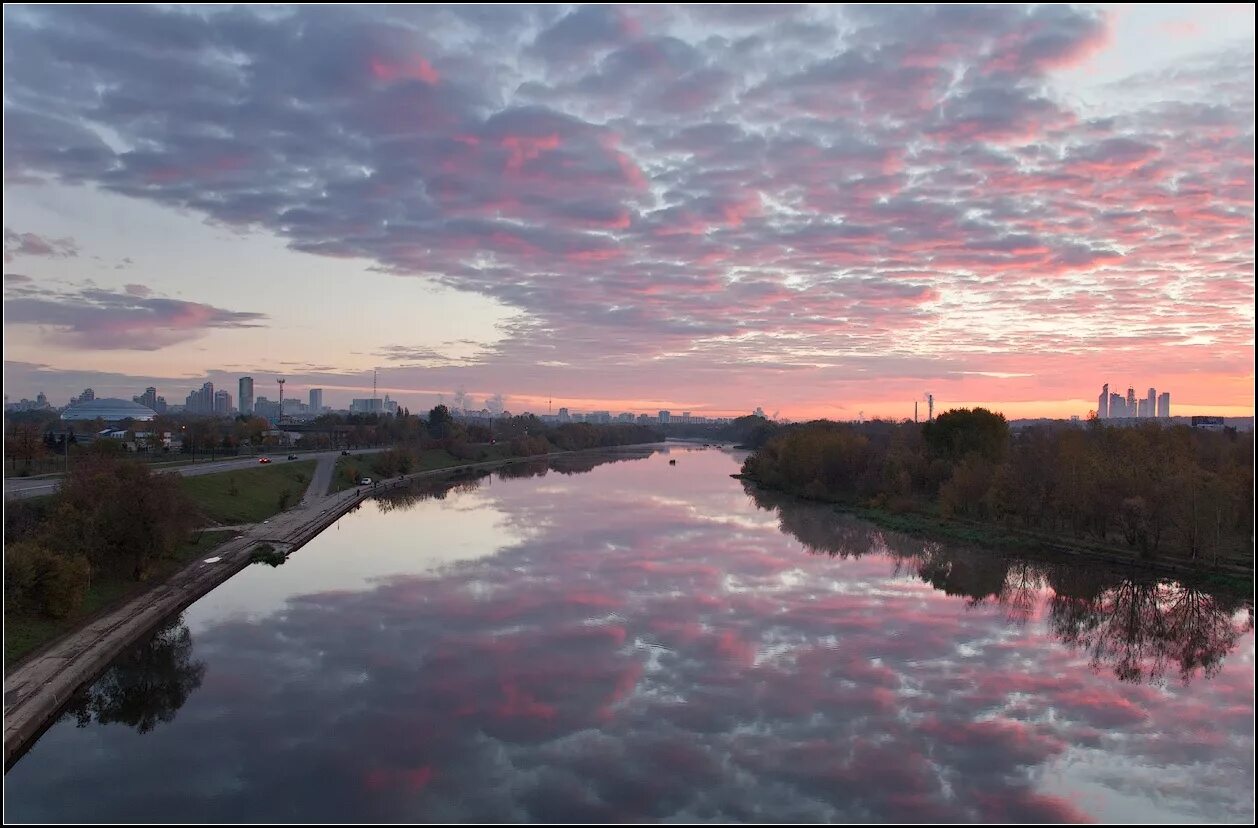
6, 371, 1251, 424
1096, 382, 1173, 420
3, 5, 1254, 422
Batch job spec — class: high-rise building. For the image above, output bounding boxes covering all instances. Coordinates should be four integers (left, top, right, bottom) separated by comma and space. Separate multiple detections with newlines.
1126, 387, 1136, 415
185, 382, 215, 414
1098, 383, 1109, 419
214, 389, 233, 415
658, 410, 671, 424
1157, 392, 1170, 418
133, 387, 159, 410
557, 407, 571, 422
1146, 388, 1156, 418
308, 388, 323, 413
1136, 399, 1147, 418
253, 396, 281, 419
199, 382, 215, 414
239, 377, 254, 415
1109, 392, 1126, 418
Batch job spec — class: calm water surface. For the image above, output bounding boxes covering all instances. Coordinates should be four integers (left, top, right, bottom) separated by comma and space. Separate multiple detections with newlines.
5, 446, 1254, 822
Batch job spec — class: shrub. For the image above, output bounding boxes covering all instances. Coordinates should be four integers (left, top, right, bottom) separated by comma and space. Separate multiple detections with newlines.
249, 544, 287, 567
5, 542, 91, 619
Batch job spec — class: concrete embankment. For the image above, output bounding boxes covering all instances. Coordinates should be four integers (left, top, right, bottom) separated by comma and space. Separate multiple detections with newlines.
2, 445, 662, 769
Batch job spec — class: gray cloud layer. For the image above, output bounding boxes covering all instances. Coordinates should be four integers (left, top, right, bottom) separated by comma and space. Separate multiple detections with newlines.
2, 4, 1252, 403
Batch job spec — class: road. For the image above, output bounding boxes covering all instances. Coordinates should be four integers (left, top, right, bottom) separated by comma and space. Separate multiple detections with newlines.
2, 447, 387, 501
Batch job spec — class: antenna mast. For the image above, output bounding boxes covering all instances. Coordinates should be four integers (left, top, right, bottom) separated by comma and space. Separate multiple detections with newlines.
277, 378, 285, 422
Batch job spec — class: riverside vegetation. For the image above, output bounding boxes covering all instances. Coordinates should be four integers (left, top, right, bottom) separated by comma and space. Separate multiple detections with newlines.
740, 408, 1254, 572
329, 405, 661, 492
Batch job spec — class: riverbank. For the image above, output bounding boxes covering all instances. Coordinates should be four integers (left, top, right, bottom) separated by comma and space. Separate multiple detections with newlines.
2, 444, 661, 770
735, 475, 1254, 588
4, 531, 237, 667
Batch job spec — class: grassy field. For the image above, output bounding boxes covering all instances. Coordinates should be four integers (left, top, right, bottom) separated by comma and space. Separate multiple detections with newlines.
328, 447, 518, 494
180, 460, 317, 524
5, 529, 236, 668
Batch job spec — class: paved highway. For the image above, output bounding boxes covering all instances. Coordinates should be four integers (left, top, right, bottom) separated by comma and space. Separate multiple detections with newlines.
2, 447, 387, 501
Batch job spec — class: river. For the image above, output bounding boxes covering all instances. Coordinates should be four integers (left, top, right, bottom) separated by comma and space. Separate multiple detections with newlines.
4, 445, 1254, 822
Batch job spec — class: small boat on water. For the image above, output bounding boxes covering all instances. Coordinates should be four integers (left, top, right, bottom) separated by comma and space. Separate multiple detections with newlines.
669, 459, 677, 465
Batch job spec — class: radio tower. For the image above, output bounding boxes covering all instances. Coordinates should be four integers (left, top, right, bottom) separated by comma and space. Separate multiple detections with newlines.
277, 378, 285, 421
373, 368, 378, 412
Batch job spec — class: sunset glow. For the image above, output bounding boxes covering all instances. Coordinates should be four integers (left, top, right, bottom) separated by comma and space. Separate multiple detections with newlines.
3, 4, 1253, 420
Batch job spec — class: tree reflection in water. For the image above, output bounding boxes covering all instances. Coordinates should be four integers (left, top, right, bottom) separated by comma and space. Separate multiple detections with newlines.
548, 447, 658, 476
375, 474, 488, 513
62, 616, 206, 734
745, 481, 1254, 685
376, 448, 664, 514
494, 458, 550, 480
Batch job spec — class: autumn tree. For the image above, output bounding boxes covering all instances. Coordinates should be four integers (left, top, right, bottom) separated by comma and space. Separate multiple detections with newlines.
45, 456, 202, 580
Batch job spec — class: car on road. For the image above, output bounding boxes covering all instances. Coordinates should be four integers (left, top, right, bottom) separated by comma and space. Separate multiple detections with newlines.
341, 450, 350, 456
287, 454, 298, 460
259, 457, 272, 464
359, 477, 372, 485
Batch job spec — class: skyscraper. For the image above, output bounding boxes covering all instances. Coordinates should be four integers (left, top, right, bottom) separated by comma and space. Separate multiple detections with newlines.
1109, 392, 1126, 418
1126, 387, 1136, 415
133, 386, 158, 410
1098, 383, 1109, 418
214, 389, 233, 415
1157, 392, 1170, 418
1136, 399, 1147, 418
183, 382, 215, 414
1146, 387, 1156, 418
239, 377, 254, 415
308, 388, 323, 413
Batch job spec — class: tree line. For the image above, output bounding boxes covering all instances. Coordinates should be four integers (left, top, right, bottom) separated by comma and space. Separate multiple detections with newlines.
338, 406, 661, 486
740, 408, 1254, 567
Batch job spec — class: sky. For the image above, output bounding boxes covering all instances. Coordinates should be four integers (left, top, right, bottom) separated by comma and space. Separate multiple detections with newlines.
2, 3, 1254, 420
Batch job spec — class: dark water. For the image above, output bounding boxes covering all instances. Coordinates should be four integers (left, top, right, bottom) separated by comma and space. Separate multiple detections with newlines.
5, 446, 1254, 822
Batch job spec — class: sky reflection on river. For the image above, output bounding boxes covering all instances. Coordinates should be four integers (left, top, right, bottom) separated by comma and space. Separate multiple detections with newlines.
5, 446, 1254, 823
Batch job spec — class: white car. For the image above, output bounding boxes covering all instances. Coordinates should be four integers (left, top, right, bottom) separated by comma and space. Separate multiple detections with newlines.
359, 477, 372, 485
